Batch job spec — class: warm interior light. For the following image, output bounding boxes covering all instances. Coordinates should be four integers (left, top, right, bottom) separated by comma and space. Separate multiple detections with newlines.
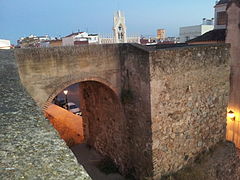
63, 90, 68, 95
227, 110, 235, 119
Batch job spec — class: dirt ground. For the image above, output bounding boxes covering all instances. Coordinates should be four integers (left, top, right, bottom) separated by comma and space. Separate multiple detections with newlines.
71, 141, 240, 180
71, 143, 128, 180
162, 141, 240, 180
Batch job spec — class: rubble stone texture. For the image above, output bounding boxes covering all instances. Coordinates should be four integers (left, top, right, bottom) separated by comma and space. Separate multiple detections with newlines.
14, 44, 232, 179
0, 50, 90, 180
162, 141, 240, 180
149, 45, 230, 178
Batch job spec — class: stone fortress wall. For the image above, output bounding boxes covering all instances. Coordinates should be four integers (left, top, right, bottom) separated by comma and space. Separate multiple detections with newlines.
226, 0, 240, 147
0, 50, 90, 179
14, 44, 122, 109
13, 43, 230, 179
149, 44, 230, 178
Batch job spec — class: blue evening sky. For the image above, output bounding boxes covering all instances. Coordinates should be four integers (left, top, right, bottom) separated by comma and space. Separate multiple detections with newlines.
0, 0, 217, 44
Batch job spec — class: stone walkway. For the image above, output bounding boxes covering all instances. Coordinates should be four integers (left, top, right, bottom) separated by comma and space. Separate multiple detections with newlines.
71, 143, 127, 180
0, 50, 90, 180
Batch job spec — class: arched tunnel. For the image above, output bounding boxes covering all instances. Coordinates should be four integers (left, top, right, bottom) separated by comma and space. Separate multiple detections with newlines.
44, 80, 131, 178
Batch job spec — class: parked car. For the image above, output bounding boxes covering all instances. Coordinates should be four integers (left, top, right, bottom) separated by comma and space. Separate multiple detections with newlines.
53, 97, 65, 108
65, 102, 82, 116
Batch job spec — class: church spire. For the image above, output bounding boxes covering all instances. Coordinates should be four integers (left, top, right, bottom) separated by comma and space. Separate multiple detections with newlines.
113, 10, 127, 43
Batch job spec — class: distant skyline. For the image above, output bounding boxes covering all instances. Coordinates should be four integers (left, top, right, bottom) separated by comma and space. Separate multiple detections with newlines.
0, 0, 217, 44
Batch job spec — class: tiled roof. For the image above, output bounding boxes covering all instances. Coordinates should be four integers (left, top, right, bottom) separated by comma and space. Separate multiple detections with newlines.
187, 29, 226, 43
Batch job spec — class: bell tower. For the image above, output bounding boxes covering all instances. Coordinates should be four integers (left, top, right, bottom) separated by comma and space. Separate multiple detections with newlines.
113, 11, 127, 43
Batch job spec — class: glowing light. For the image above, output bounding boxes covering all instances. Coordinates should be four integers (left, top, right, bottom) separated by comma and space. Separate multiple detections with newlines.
227, 110, 235, 120
63, 90, 68, 95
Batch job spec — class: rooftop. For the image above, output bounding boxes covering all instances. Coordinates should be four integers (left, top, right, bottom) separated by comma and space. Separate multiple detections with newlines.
65, 32, 84, 38
216, 0, 230, 5
186, 29, 226, 43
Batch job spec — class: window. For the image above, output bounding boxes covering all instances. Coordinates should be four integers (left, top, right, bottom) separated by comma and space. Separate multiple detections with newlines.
118, 32, 123, 40
217, 11, 227, 25
69, 105, 77, 109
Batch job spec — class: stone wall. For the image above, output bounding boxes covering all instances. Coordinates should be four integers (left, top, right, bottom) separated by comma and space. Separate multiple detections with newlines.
149, 44, 230, 178
226, 1, 240, 147
119, 44, 153, 179
14, 44, 122, 108
0, 50, 90, 179
13, 43, 231, 179
79, 81, 130, 174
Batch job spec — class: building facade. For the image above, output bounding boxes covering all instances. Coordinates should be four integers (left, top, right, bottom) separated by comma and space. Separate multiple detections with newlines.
62, 32, 99, 46
157, 29, 166, 40
186, 0, 230, 44
18, 35, 51, 48
0, 39, 11, 49
214, 0, 230, 29
179, 19, 214, 43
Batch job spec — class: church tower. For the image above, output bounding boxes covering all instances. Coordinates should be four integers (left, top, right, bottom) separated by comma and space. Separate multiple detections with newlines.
113, 11, 127, 43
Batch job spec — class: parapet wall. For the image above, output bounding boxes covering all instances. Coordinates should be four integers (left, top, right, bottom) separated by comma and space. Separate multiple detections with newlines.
0, 50, 90, 179
149, 44, 230, 178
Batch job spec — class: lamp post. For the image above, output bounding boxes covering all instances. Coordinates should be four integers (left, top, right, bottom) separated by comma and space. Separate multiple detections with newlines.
63, 90, 68, 110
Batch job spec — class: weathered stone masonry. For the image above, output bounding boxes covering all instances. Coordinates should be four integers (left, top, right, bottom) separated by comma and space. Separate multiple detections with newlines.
14, 43, 230, 179
0, 50, 90, 180
149, 45, 230, 179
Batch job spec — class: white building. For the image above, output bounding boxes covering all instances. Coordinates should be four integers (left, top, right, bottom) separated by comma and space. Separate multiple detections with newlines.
88, 34, 99, 44
62, 32, 99, 46
38, 35, 50, 42
214, 0, 229, 29
0, 39, 11, 49
99, 34, 114, 44
179, 19, 214, 43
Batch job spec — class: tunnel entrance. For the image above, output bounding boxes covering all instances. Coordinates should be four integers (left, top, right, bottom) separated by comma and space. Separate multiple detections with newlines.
79, 81, 130, 175
44, 80, 130, 179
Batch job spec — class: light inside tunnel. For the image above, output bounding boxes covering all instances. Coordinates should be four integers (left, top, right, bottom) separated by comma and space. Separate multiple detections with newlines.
63, 90, 68, 95
45, 83, 84, 147
227, 110, 236, 120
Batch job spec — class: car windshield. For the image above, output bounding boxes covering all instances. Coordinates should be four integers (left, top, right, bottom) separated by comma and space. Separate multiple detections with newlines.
69, 105, 77, 109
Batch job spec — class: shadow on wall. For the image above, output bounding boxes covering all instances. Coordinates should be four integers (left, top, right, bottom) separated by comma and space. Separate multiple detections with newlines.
79, 81, 130, 176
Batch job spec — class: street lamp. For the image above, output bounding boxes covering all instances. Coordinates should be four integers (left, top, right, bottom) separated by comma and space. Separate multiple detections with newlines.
63, 90, 68, 110
227, 110, 235, 121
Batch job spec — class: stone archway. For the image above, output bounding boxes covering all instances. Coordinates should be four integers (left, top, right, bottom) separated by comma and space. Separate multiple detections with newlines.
44, 79, 131, 175
43, 77, 119, 111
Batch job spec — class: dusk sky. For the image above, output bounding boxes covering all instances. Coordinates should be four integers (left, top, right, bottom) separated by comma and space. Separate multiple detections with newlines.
0, 0, 217, 44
